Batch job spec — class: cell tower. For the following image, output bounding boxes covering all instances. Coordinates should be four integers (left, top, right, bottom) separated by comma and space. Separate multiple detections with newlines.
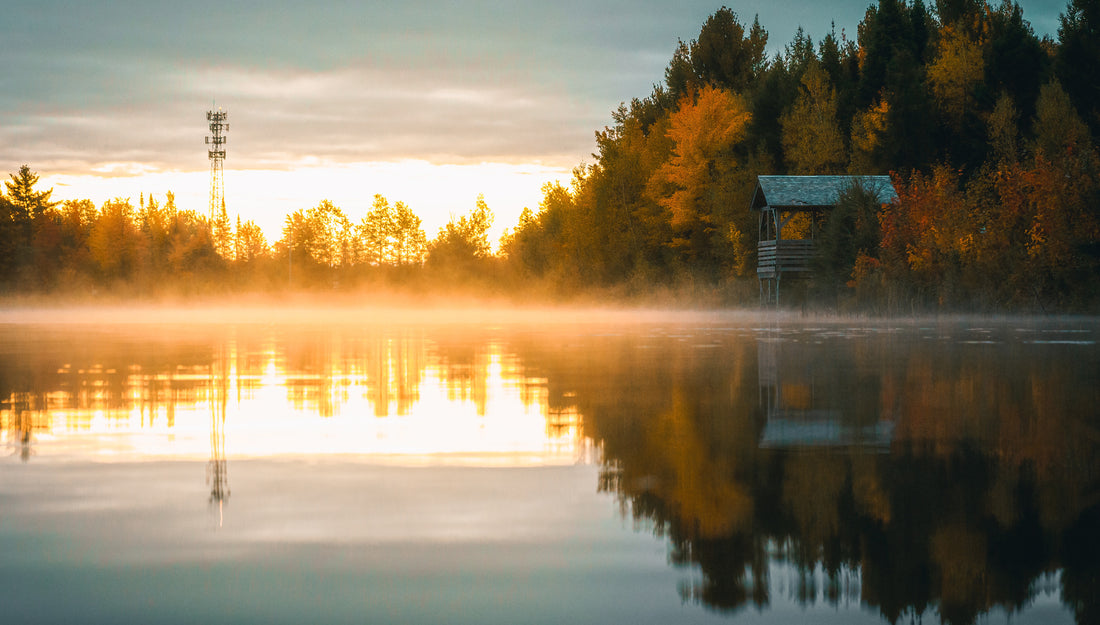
205, 107, 228, 220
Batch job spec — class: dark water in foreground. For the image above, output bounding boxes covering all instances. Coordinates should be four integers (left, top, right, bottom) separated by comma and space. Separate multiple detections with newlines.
1, 310, 1097, 624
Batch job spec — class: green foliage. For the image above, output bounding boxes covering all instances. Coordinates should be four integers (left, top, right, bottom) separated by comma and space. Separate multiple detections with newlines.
1055, 0, 1100, 138
985, 1, 1048, 129
689, 7, 768, 92
815, 181, 886, 294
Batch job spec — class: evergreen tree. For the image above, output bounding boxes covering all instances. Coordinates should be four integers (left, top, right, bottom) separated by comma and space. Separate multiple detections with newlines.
1054, 0, 1100, 139
4, 165, 56, 223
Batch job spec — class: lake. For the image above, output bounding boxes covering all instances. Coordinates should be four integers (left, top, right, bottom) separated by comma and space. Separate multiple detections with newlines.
1, 307, 1097, 625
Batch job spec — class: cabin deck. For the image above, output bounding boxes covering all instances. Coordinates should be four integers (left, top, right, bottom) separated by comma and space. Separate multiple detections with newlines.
757, 239, 814, 279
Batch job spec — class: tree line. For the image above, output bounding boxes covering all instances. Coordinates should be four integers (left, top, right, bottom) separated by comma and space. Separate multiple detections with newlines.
0, 164, 499, 296
2, 0, 1098, 309
502, 0, 1100, 310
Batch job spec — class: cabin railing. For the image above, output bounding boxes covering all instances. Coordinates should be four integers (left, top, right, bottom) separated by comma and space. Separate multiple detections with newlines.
757, 239, 815, 278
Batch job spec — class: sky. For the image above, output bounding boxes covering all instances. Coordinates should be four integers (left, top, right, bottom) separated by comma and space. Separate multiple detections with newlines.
1, 0, 1069, 244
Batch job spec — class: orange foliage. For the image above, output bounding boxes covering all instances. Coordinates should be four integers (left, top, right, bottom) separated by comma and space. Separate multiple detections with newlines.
880, 166, 967, 294
648, 85, 751, 228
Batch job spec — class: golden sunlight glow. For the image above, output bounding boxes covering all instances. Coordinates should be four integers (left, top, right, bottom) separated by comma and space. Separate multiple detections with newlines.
41, 160, 572, 247
1, 334, 587, 467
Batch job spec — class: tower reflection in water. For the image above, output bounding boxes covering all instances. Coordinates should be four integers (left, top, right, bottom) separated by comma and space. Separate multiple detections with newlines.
207, 360, 229, 527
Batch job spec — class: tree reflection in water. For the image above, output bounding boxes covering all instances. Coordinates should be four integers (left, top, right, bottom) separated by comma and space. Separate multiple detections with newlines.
517, 323, 1099, 625
0, 318, 1096, 624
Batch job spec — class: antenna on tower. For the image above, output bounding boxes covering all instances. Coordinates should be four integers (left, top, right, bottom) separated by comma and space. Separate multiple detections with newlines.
205, 107, 228, 221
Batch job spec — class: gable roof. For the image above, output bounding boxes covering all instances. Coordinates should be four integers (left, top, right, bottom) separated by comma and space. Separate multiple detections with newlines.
750, 175, 897, 210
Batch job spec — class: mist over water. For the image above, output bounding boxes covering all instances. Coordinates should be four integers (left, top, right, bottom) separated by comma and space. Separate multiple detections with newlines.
1, 306, 1096, 624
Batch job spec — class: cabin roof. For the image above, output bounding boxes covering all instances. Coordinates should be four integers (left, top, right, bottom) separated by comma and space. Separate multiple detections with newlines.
750, 175, 897, 211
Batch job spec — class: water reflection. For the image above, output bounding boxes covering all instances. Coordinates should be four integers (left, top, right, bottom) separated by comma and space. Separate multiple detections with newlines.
207, 381, 229, 525
0, 325, 583, 463
1, 317, 1097, 624
540, 321, 1098, 625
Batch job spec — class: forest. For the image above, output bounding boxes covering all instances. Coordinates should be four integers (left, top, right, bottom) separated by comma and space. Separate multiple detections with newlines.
1, 0, 1097, 311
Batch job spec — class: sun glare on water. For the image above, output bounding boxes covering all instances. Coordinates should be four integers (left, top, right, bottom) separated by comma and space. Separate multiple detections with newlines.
1, 329, 587, 467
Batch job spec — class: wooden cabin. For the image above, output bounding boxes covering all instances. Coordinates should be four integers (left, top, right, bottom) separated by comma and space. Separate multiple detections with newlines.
750, 175, 897, 304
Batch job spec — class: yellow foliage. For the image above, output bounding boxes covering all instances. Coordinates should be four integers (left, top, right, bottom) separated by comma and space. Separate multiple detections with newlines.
649, 85, 752, 227
725, 223, 751, 277
780, 64, 846, 174
851, 97, 890, 157
646, 392, 752, 538
928, 27, 984, 127
782, 211, 814, 239
1026, 220, 1046, 259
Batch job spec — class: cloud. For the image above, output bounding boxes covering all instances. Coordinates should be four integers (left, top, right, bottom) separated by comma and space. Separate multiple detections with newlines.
173, 63, 600, 169
1, 0, 1068, 179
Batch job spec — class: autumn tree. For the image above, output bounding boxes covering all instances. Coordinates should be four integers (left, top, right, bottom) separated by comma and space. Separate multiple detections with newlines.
87, 199, 143, 280
358, 195, 428, 268
647, 85, 752, 268
883, 167, 973, 305
780, 63, 847, 174
39, 198, 97, 287
503, 182, 581, 283
159, 195, 219, 282
137, 192, 175, 276
927, 26, 984, 132
359, 194, 395, 266
427, 194, 494, 274
849, 97, 891, 173
305, 199, 352, 268
987, 93, 1020, 164
578, 97, 676, 285
279, 208, 314, 284
212, 203, 233, 260
390, 200, 427, 267
815, 180, 891, 299
235, 218, 268, 264
1023, 80, 1100, 304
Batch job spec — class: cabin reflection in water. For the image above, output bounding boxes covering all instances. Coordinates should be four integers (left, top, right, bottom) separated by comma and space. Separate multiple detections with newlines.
756, 336, 894, 450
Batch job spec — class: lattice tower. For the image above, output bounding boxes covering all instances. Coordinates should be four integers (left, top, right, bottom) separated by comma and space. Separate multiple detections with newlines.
205, 108, 228, 221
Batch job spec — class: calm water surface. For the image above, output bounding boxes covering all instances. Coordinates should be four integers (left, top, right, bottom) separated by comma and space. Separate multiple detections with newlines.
1, 309, 1097, 624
